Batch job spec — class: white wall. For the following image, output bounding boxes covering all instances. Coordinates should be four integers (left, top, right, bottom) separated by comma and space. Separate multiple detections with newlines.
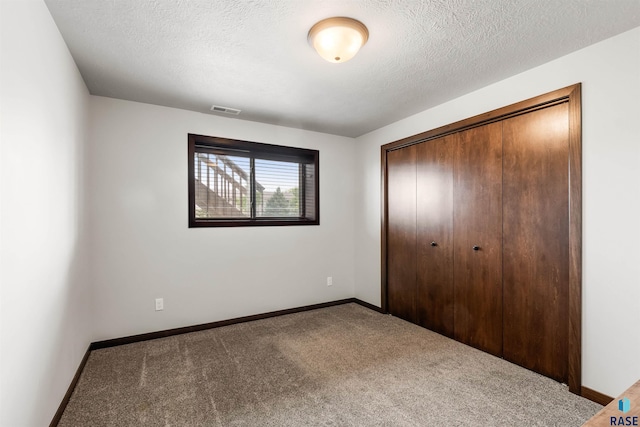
88, 97, 356, 341
354, 27, 640, 397
0, 0, 92, 426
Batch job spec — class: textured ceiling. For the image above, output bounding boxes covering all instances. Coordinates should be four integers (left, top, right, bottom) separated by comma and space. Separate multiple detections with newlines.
44, 0, 640, 137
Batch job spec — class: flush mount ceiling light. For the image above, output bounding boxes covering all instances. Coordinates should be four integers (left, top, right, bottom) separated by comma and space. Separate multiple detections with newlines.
308, 17, 369, 63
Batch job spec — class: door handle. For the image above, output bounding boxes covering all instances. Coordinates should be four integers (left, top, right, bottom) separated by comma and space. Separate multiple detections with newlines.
431, 241, 437, 247
472, 245, 480, 251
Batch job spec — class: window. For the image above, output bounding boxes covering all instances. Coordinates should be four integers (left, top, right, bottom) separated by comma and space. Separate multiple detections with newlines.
188, 134, 319, 227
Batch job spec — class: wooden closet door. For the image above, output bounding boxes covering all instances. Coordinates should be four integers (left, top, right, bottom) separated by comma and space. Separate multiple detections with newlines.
502, 104, 569, 382
387, 145, 417, 323
453, 122, 503, 356
416, 135, 454, 337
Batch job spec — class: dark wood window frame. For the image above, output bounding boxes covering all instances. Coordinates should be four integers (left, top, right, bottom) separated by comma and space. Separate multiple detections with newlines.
380, 84, 582, 394
188, 134, 319, 227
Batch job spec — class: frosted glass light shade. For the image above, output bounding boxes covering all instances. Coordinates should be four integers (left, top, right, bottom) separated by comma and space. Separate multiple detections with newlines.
308, 17, 369, 63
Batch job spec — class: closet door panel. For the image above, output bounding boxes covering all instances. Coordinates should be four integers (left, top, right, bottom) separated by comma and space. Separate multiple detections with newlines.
453, 122, 503, 356
416, 135, 454, 337
387, 145, 417, 323
502, 104, 569, 382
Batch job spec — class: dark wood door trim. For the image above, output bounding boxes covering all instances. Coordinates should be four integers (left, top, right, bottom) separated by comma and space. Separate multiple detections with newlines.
567, 85, 582, 394
382, 85, 577, 152
380, 83, 582, 393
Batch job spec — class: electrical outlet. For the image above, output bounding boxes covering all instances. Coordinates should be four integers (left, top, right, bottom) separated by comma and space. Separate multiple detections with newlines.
155, 298, 164, 311
327, 276, 333, 286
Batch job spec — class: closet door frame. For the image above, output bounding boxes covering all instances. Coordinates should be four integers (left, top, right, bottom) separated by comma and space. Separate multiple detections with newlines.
380, 83, 582, 394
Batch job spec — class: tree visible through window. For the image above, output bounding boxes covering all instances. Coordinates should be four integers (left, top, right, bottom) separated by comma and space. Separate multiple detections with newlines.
188, 134, 319, 227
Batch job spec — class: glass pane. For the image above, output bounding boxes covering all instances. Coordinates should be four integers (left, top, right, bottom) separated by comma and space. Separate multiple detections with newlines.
194, 152, 250, 218
255, 159, 300, 218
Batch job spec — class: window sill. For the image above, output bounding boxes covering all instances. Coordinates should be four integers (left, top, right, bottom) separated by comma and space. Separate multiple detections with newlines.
189, 218, 319, 228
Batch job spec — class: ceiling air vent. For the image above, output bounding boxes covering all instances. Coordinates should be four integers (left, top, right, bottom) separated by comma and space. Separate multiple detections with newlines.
210, 105, 241, 115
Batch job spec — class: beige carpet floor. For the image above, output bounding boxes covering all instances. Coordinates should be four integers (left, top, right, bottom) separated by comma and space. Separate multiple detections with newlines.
59, 303, 600, 426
